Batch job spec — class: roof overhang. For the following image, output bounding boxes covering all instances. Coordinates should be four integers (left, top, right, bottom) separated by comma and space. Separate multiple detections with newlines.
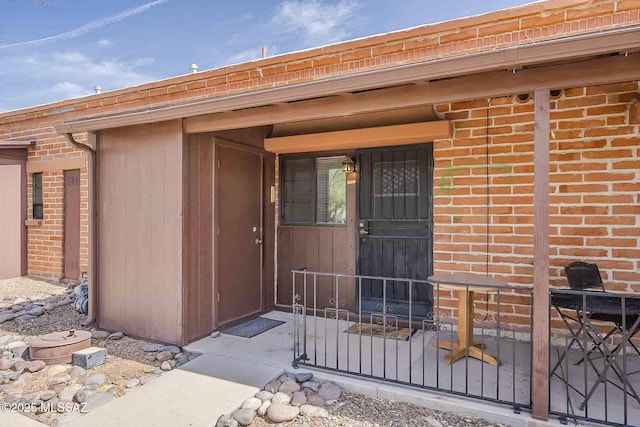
55, 25, 640, 134
0, 140, 36, 149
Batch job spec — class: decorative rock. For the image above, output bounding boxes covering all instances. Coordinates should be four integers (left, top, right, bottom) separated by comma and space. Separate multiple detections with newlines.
91, 331, 110, 339
301, 381, 320, 392
216, 414, 239, 427
15, 314, 35, 321
144, 353, 157, 362
68, 366, 85, 379
73, 387, 94, 403
267, 402, 299, 423
317, 382, 342, 401
126, 378, 140, 388
279, 380, 301, 393
72, 347, 107, 369
155, 351, 173, 362
278, 372, 297, 383
291, 391, 307, 406
255, 390, 273, 402
160, 345, 181, 354
151, 369, 162, 375
39, 390, 56, 401
107, 332, 124, 340
307, 394, 326, 407
299, 404, 329, 418
48, 375, 70, 386
28, 307, 45, 317
175, 354, 189, 367
13, 297, 27, 304
84, 373, 106, 387
241, 397, 262, 410
0, 313, 15, 323
6, 341, 27, 350
27, 360, 46, 373
0, 358, 15, 370
44, 303, 56, 311
263, 380, 281, 393
58, 384, 82, 401
257, 400, 271, 416
422, 416, 444, 427
12, 360, 30, 372
4, 371, 20, 381
143, 343, 164, 352
210, 331, 221, 338
57, 298, 73, 307
271, 392, 292, 405
160, 361, 172, 371
11, 304, 24, 312
295, 372, 313, 383
232, 408, 255, 426
47, 365, 68, 377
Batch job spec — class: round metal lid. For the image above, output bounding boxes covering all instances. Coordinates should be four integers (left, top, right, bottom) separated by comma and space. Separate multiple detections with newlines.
30, 330, 91, 348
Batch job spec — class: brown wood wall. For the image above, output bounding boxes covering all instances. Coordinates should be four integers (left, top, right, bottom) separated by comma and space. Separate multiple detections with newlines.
184, 134, 213, 342
97, 120, 184, 344
277, 226, 352, 308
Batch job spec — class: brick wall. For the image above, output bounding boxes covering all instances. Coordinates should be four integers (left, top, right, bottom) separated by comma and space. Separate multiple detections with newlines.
0, 0, 638, 285
432, 82, 640, 330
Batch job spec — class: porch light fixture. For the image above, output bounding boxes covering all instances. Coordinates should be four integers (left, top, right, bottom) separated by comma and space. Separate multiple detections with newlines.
341, 157, 356, 173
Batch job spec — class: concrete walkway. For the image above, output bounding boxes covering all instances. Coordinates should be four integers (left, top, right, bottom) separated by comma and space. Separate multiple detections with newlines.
67, 354, 283, 427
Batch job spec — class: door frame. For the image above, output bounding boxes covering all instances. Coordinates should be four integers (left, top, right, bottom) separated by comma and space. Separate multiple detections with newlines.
213, 137, 265, 328
354, 143, 435, 316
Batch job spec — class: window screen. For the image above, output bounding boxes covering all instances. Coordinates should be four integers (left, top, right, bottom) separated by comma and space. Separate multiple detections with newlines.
281, 155, 346, 225
32, 173, 43, 220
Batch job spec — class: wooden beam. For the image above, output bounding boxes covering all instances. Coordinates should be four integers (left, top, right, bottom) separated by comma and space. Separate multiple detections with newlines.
26, 157, 86, 173
264, 121, 452, 154
532, 88, 550, 421
185, 54, 640, 134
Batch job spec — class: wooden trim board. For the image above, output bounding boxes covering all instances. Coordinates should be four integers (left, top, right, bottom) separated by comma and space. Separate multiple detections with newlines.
264, 121, 451, 154
27, 157, 86, 173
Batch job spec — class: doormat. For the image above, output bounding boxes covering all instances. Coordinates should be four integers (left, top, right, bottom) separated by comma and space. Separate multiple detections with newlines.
345, 323, 415, 341
222, 317, 286, 338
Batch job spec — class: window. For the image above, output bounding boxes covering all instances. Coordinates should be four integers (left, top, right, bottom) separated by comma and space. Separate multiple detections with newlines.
281, 155, 346, 225
32, 173, 43, 220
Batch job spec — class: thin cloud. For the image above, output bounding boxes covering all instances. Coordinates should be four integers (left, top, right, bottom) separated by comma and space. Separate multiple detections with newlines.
97, 39, 112, 47
273, 0, 359, 44
0, 0, 169, 50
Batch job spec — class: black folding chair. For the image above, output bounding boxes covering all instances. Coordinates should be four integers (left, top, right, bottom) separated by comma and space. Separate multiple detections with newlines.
564, 261, 640, 365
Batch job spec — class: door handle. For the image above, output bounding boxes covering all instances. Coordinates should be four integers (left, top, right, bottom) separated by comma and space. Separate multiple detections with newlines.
359, 229, 368, 235
255, 238, 263, 245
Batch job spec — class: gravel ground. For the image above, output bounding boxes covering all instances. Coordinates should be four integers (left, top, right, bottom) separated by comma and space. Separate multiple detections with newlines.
0, 276, 66, 301
0, 277, 165, 383
250, 392, 509, 427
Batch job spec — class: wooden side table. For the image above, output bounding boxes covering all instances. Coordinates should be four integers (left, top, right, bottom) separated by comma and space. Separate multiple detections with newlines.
428, 273, 508, 366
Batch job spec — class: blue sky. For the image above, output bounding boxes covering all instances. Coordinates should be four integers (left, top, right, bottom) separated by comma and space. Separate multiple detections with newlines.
0, 0, 533, 112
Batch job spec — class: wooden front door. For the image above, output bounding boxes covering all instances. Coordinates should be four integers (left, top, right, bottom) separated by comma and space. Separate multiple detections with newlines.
216, 145, 263, 326
64, 169, 81, 280
0, 165, 23, 279
357, 145, 434, 318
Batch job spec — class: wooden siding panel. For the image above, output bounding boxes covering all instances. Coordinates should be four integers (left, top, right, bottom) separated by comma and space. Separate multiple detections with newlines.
97, 120, 183, 344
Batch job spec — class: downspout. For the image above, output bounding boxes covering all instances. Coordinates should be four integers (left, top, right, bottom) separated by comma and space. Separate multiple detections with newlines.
65, 133, 97, 327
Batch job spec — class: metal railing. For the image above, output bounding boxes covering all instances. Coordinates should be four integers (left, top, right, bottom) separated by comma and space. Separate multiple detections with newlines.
550, 289, 640, 426
291, 269, 533, 411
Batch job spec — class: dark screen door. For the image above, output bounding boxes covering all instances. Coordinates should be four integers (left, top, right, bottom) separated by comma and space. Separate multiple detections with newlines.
358, 145, 433, 318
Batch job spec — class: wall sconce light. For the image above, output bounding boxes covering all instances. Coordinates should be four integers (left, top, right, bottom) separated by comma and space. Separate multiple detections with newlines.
341, 157, 356, 173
